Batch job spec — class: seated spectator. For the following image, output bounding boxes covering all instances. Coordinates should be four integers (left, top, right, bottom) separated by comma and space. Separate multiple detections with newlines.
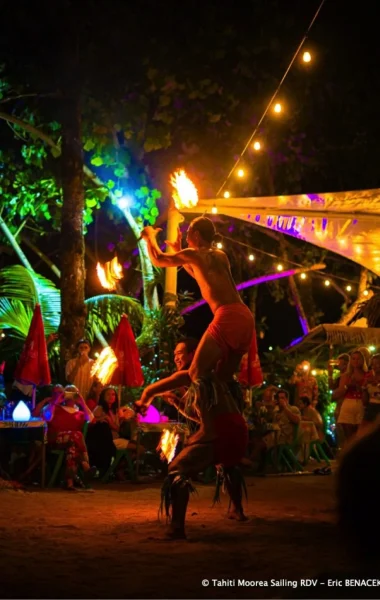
37, 385, 95, 491
86, 379, 103, 411
92, 387, 144, 479
299, 395, 324, 441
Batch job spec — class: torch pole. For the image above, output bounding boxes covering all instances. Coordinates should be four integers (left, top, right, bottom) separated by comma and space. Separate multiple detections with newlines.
164, 198, 184, 309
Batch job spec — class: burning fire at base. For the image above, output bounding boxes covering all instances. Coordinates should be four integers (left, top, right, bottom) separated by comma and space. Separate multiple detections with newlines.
170, 169, 198, 210
96, 256, 123, 291
157, 429, 179, 463
91, 346, 118, 385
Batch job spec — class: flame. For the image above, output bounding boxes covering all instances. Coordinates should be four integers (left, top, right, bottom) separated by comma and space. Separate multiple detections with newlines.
97, 257, 123, 291
91, 347, 118, 385
170, 169, 198, 210
157, 428, 179, 463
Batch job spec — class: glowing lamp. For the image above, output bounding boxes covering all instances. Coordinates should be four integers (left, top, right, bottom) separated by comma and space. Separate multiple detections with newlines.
346, 285, 352, 292
223, 191, 230, 199
300, 273, 307, 280
303, 364, 310, 371
117, 196, 132, 210
276, 264, 283, 272
211, 205, 218, 214
13, 400, 31, 422
268, 346, 273, 351
216, 242, 223, 249
248, 254, 255, 261
137, 404, 160, 424
273, 103, 282, 113
237, 168, 245, 178
324, 279, 331, 287
302, 51, 311, 63
369, 345, 376, 352
311, 369, 317, 376
253, 141, 261, 151
363, 289, 369, 296
170, 169, 198, 210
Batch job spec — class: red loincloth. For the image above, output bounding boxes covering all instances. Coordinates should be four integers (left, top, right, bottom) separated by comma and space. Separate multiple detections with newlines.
207, 303, 254, 357
213, 413, 248, 467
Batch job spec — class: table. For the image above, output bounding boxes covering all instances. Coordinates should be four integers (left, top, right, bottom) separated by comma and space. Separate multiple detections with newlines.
0, 419, 47, 488
133, 421, 190, 480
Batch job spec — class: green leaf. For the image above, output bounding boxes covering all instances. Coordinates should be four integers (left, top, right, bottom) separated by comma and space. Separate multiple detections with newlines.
51, 147, 61, 158
84, 139, 96, 151
151, 207, 159, 217
86, 198, 97, 208
91, 156, 103, 167
106, 180, 115, 189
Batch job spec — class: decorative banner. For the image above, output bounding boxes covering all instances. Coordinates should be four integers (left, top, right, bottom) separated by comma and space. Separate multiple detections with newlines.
170, 169, 199, 210
91, 347, 118, 385
14, 304, 51, 386
96, 257, 123, 291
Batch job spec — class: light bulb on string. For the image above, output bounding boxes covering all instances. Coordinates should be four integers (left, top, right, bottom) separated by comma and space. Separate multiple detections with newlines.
211, 205, 218, 214
253, 141, 261, 151
363, 289, 369, 296
248, 254, 255, 261
302, 51, 312, 63
300, 273, 307, 280
216, 242, 223, 249
346, 285, 352, 292
324, 279, 331, 287
276, 264, 284, 272
273, 102, 282, 114
223, 191, 230, 199
237, 168, 245, 178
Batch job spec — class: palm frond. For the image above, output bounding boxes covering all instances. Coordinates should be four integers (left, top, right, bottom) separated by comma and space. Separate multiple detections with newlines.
0, 298, 34, 339
0, 265, 60, 334
85, 294, 144, 343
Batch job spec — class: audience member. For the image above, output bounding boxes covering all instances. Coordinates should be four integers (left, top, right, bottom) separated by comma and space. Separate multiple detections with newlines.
65, 339, 94, 401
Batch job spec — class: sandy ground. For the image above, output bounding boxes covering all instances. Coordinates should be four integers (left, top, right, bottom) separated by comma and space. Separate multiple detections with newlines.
0, 470, 352, 600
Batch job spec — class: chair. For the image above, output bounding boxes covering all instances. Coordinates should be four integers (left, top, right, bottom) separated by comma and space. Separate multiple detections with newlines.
265, 424, 303, 473
101, 448, 136, 483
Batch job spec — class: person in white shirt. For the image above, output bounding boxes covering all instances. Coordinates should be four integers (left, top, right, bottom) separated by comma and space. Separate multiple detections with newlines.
65, 339, 94, 401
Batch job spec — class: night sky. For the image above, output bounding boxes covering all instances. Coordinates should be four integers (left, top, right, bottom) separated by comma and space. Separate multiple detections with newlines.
1, 0, 380, 352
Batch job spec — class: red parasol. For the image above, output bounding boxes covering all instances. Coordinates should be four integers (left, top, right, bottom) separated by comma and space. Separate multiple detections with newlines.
238, 331, 263, 387
110, 314, 144, 387
14, 304, 51, 387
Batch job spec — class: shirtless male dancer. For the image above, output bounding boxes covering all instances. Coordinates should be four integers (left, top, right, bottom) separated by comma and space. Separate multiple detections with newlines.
134, 217, 255, 538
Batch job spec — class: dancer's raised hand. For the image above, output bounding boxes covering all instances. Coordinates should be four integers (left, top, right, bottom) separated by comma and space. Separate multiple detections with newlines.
140, 226, 162, 241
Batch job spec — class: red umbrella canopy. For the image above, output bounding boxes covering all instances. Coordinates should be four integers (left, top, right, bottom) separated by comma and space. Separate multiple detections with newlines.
238, 331, 263, 387
14, 304, 51, 386
110, 314, 144, 387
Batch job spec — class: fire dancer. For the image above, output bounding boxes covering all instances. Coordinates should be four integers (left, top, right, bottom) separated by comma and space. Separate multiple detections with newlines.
135, 371, 248, 539
140, 217, 254, 387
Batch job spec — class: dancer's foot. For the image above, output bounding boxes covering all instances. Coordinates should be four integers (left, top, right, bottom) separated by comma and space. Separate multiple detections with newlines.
227, 509, 249, 522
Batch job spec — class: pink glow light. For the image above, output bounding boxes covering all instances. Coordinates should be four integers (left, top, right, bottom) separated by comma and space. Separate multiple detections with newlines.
137, 404, 161, 423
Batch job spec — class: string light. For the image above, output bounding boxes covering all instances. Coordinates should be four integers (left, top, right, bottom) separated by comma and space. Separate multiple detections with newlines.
248, 254, 255, 261
324, 279, 331, 287
346, 285, 352, 292
237, 168, 245, 178
300, 273, 307, 280
223, 191, 230, 199
211, 205, 218, 214
253, 141, 261, 151
302, 51, 312, 63
273, 102, 282, 114
363, 289, 369, 296
216, 0, 325, 197
368, 345, 376, 352
276, 264, 284, 271
216, 242, 223, 249
311, 369, 317, 376
268, 346, 273, 351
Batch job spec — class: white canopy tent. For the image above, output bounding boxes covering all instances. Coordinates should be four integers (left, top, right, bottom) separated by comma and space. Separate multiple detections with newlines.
181, 188, 380, 276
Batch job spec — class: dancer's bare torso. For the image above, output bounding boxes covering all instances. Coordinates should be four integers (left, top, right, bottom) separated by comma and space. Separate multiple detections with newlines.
186, 248, 242, 314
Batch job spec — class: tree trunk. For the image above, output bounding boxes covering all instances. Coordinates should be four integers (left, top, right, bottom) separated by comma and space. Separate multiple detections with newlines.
59, 91, 86, 367
339, 268, 370, 325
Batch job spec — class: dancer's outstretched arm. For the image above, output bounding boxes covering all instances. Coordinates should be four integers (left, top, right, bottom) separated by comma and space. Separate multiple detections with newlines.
135, 370, 191, 412
141, 226, 197, 268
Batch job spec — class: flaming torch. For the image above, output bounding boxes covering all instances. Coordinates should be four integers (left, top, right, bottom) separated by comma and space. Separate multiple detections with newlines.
157, 428, 180, 463
96, 256, 123, 291
91, 346, 118, 385
165, 169, 199, 308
